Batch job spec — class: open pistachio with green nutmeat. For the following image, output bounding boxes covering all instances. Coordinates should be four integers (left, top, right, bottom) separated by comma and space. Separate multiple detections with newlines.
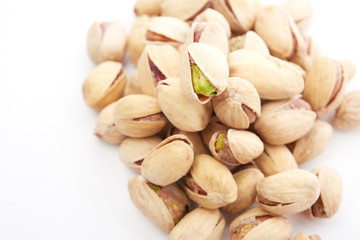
293, 233, 321, 240
128, 175, 190, 233
161, 0, 212, 21
201, 116, 228, 148
194, 8, 231, 38
113, 94, 167, 138
128, 15, 151, 66
229, 31, 269, 55
209, 129, 264, 166
180, 43, 229, 104
334, 90, 360, 130
168, 127, 208, 155
229, 207, 293, 240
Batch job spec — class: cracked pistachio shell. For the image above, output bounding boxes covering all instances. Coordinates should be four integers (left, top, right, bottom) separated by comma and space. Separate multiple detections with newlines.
145, 16, 190, 47
213, 0, 256, 34
256, 169, 320, 215
194, 8, 231, 38
161, 0, 212, 21
229, 207, 292, 240
223, 163, 264, 213
338, 59, 357, 81
291, 120, 333, 164
209, 129, 264, 165
182, 21, 228, 56
212, 77, 261, 129
93, 101, 126, 144
156, 78, 212, 132
128, 175, 190, 233
141, 134, 194, 186
168, 127, 208, 155
138, 45, 180, 97
87, 21, 127, 64
82, 61, 127, 110
201, 116, 228, 147
184, 154, 237, 209
255, 143, 297, 177
334, 90, 360, 130
303, 57, 348, 116
114, 94, 167, 138
282, 0, 313, 33
229, 31, 270, 55
124, 70, 142, 96
169, 208, 225, 240
293, 232, 321, 240
119, 136, 162, 172
181, 43, 229, 104
228, 49, 304, 100
308, 167, 342, 219
128, 15, 150, 66
134, 0, 164, 16
254, 96, 316, 145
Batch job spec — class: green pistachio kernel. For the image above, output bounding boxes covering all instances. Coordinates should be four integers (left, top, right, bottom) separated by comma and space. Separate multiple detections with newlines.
191, 64, 217, 97
148, 183, 161, 193
215, 132, 227, 152
233, 223, 256, 239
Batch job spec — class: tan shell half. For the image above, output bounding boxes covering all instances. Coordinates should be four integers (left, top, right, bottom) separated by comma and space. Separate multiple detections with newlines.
282, 0, 313, 33
156, 77, 213, 132
141, 134, 194, 186
137, 45, 180, 97
334, 90, 360, 130
201, 116, 228, 147
168, 208, 225, 240
168, 127, 208, 155
194, 8, 231, 38
128, 15, 151, 66
230, 31, 270, 56
338, 59, 357, 81
161, 0, 211, 21
293, 232, 321, 240
134, 0, 164, 16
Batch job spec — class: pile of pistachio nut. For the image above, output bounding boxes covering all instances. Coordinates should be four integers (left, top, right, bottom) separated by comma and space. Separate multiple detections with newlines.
82, 0, 360, 239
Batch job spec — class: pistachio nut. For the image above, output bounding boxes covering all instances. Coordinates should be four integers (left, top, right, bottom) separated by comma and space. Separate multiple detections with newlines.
82, 61, 126, 110
93, 101, 126, 144
228, 49, 304, 100
254, 0, 265, 18
293, 232, 321, 240
141, 134, 194, 186
209, 129, 264, 166
119, 136, 162, 172
137, 45, 180, 97
128, 175, 190, 233
181, 43, 229, 104
213, 0, 256, 34
128, 15, 151, 66
134, 0, 163, 16
168, 208, 225, 240
212, 77, 261, 129
303, 57, 348, 116
256, 169, 321, 215
229, 207, 292, 240
308, 167, 343, 219
156, 77, 212, 132
168, 127, 208, 155
194, 8, 231, 38
282, 0, 313, 33
201, 116, 228, 148
124, 70, 142, 96
285, 61, 306, 79
229, 31, 270, 56
338, 59, 357, 81
223, 163, 264, 213
183, 154, 237, 209
161, 0, 212, 21
87, 21, 127, 64
334, 90, 360, 130
255, 143, 297, 177
113, 94, 167, 138
254, 96, 316, 145
291, 119, 333, 164
145, 16, 190, 47
304, 36, 322, 69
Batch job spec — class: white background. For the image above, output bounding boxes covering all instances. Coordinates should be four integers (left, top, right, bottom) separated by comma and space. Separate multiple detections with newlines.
0, 0, 360, 239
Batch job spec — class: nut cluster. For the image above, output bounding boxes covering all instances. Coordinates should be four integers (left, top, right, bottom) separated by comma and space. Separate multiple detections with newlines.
82, 0, 359, 239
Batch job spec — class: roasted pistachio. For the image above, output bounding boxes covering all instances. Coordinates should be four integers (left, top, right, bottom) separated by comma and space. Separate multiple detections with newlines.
134, 0, 164, 16
124, 70, 142, 96
293, 232, 321, 240
114, 94, 167, 138
128, 175, 190, 233
161, 0, 212, 21
282, 0, 313, 33
168, 127, 208, 155
229, 31, 269, 55
201, 116, 228, 147
128, 15, 151, 66
82, 61, 126, 110
334, 90, 360, 130
338, 59, 357, 81
194, 8, 231, 38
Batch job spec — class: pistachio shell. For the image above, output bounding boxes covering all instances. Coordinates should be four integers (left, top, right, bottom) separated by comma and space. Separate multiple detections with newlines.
113, 94, 167, 138
181, 43, 229, 104
292, 119, 333, 164
138, 45, 180, 97
194, 8, 231, 38
128, 15, 151, 66
256, 169, 321, 215
168, 208, 225, 240
309, 167, 342, 219
228, 49, 304, 100
119, 136, 162, 172
201, 116, 228, 147
255, 143, 298, 176
183, 154, 237, 209
128, 175, 190, 233
282, 0, 313, 33
134, 0, 164, 16
230, 31, 270, 55
338, 59, 357, 81
124, 70, 142, 96
293, 232, 321, 240
87, 21, 127, 64
303, 57, 348, 116
254, 96, 316, 145
334, 90, 360, 130
212, 77, 261, 129
161, 0, 211, 21
156, 77, 212, 132
168, 127, 208, 155
82, 61, 126, 110
141, 134, 194, 186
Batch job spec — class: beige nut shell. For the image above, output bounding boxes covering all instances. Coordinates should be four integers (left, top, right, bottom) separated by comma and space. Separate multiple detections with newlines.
128, 15, 151, 66
194, 8, 231, 38
161, 0, 211, 21
201, 116, 228, 147
134, 0, 164, 16
168, 127, 209, 155
334, 90, 360, 130
124, 70, 142, 96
